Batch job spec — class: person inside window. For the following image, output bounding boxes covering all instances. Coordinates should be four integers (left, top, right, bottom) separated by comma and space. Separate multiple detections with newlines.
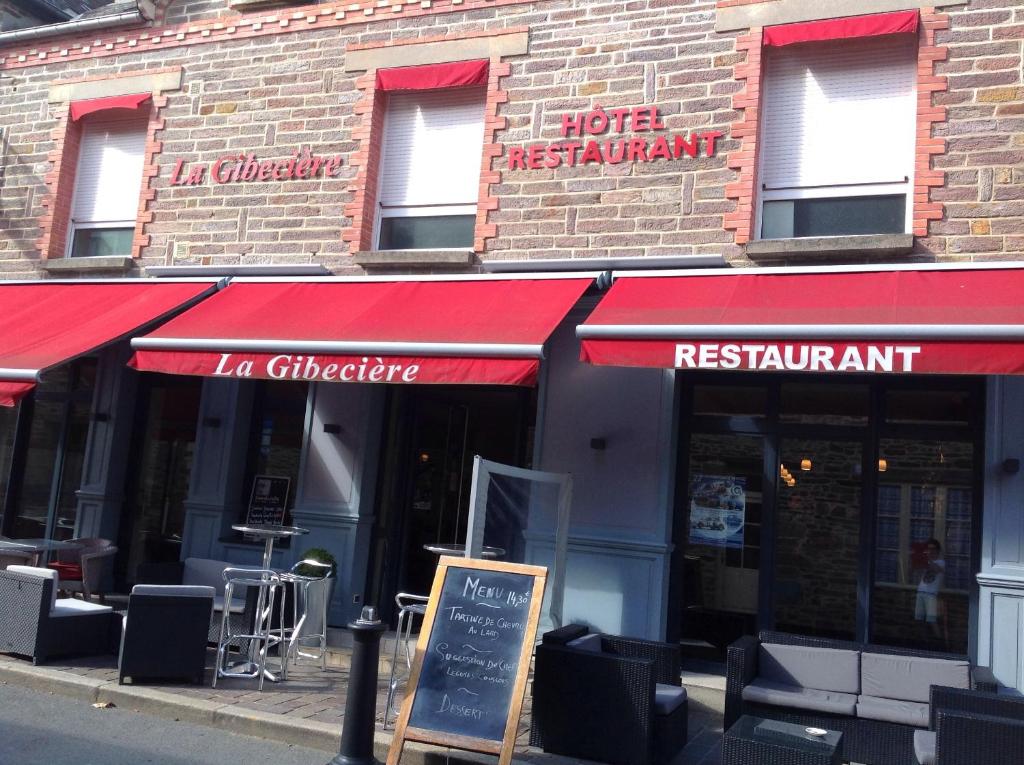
914, 538, 945, 640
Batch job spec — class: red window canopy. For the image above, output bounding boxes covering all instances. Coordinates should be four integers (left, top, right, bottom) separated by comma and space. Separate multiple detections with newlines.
129, 276, 593, 387
375, 59, 489, 91
70, 92, 152, 121
0, 280, 219, 407
578, 265, 1024, 377
763, 10, 919, 47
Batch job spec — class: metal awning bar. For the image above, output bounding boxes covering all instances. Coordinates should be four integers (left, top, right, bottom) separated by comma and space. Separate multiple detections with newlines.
576, 324, 1024, 341
0, 368, 41, 382
131, 337, 546, 358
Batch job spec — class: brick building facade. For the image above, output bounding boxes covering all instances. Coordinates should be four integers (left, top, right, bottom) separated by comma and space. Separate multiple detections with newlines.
2, 0, 1024, 694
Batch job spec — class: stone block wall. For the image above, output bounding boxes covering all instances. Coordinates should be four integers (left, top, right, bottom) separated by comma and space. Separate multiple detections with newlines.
0, 0, 1020, 278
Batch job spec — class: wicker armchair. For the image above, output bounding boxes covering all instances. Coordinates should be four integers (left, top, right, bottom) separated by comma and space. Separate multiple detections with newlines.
912, 687, 1024, 765
531, 625, 687, 765
725, 631, 998, 765
0, 566, 116, 665
48, 538, 118, 602
118, 584, 215, 685
0, 549, 34, 569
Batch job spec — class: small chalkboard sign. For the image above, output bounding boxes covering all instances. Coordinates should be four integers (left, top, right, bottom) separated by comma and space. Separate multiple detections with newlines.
387, 557, 547, 765
244, 475, 290, 527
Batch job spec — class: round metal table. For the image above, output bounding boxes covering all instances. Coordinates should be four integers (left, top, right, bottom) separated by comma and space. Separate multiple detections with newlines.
231, 524, 309, 569
422, 542, 506, 559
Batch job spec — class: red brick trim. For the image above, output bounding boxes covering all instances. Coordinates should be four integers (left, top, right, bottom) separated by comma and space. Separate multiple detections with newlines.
723, 14, 951, 245
723, 28, 762, 246
343, 48, 510, 255
914, 8, 950, 237
36, 91, 169, 260
0, 0, 536, 72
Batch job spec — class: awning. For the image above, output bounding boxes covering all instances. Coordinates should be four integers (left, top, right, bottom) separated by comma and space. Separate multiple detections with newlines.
70, 92, 152, 121
375, 60, 489, 91
763, 10, 919, 47
130, 276, 593, 386
578, 265, 1024, 376
0, 280, 221, 406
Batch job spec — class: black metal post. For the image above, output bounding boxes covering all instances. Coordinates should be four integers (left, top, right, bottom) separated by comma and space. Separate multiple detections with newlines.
328, 606, 387, 765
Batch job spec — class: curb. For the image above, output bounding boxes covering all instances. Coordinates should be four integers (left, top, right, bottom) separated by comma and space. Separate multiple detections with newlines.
0, 659, 342, 754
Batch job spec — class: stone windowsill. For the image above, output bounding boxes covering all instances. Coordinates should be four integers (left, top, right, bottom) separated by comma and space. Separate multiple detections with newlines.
39, 256, 135, 273
745, 234, 915, 262
352, 250, 476, 268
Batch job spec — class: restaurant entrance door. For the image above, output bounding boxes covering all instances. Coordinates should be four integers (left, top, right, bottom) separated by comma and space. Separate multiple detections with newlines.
367, 385, 534, 623
115, 373, 202, 587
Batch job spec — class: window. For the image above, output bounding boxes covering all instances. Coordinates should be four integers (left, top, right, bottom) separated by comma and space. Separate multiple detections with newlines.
375, 87, 486, 250
67, 114, 148, 258
757, 35, 917, 239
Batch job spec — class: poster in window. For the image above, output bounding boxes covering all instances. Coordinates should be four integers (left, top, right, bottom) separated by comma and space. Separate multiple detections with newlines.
245, 475, 291, 528
688, 474, 745, 549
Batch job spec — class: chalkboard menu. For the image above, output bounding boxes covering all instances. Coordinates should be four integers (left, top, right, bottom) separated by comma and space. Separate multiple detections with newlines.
387, 558, 547, 765
244, 475, 290, 527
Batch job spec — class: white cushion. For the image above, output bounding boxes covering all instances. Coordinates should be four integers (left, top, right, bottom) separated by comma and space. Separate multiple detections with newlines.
50, 598, 113, 618
8, 565, 58, 611
132, 584, 215, 598
566, 633, 603, 653
856, 695, 930, 727
212, 594, 247, 614
760, 642, 861, 694
743, 679, 858, 716
914, 730, 936, 765
654, 683, 687, 715
862, 652, 970, 703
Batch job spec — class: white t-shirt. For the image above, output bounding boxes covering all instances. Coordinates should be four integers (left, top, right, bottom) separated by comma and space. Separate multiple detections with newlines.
918, 558, 945, 595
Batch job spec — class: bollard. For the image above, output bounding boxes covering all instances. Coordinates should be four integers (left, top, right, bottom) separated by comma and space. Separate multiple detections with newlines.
328, 605, 387, 765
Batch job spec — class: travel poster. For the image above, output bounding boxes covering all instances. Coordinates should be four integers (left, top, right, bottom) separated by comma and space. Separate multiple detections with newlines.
689, 474, 746, 549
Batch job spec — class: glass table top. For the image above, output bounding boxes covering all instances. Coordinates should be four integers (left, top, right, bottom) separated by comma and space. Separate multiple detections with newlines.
0, 538, 82, 552
727, 716, 842, 753
231, 524, 309, 538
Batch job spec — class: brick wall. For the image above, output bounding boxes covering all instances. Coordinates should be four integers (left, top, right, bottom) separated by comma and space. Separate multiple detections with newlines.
0, 0, 1021, 278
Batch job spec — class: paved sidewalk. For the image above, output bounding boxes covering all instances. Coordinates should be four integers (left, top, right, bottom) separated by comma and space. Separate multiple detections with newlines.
0, 642, 724, 765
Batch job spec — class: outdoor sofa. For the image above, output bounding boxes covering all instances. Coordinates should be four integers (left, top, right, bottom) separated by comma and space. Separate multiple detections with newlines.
530, 624, 688, 765
137, 557, 260, 643
0, 565, 116, 664
725, 630, 998, 765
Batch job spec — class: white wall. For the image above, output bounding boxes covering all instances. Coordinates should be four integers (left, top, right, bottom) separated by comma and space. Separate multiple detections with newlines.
535, 299, 676, 639
979, 376, 1024, 693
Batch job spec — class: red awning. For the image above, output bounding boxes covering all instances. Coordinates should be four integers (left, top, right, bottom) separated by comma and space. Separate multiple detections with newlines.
578, 266, 1024, 376
763, 10, 919, 47
130, 277, 593, 387
70, 92, 152, 121
0, 280, 220, 406
375, 60, 489, 91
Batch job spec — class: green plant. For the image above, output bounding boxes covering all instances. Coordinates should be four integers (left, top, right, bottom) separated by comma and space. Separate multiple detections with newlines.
295, 548, 337, 578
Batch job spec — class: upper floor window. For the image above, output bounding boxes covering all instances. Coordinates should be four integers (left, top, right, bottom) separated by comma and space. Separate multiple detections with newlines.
757, 35, 917, 239
376, 86, 486, 251
68, 113, 148, 258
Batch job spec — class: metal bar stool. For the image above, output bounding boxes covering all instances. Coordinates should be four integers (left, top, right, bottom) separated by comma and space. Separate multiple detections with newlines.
213, 568, 285, 690
280, 559, 332, 671
383, 591, 429, 729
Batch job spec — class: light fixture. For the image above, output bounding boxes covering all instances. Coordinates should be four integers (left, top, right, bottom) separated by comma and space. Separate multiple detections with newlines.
779, 464, 787, 477
800, 459, 812, 471
878, 459, 888, 473
419, 452, 430, 463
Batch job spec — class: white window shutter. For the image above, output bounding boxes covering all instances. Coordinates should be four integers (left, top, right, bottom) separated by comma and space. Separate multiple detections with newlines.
378, 87, 486, 208
760, 36, 917, 192
71, 115, 148, 224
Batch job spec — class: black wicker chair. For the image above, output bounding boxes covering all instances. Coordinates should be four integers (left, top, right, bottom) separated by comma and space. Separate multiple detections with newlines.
725, 631, 998, 765
137, 558, 259, 643
911, 687, 1024, 765
118, 584, 215, 685
0, 567, 116, 665
531, 624, 687, 765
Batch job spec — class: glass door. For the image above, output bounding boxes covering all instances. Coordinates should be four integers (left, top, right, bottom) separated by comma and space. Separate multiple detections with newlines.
773, 437, 864, 641
116, 374, 202, 587
3, 361, 96, 545
681, 433, 764, 659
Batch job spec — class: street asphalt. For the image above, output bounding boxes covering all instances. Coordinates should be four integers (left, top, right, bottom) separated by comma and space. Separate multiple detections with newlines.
0, 682, 333, 765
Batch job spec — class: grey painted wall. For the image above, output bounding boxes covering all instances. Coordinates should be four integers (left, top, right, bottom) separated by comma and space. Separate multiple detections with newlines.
979, 376, 1024, 693
535, 302, 676, 639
